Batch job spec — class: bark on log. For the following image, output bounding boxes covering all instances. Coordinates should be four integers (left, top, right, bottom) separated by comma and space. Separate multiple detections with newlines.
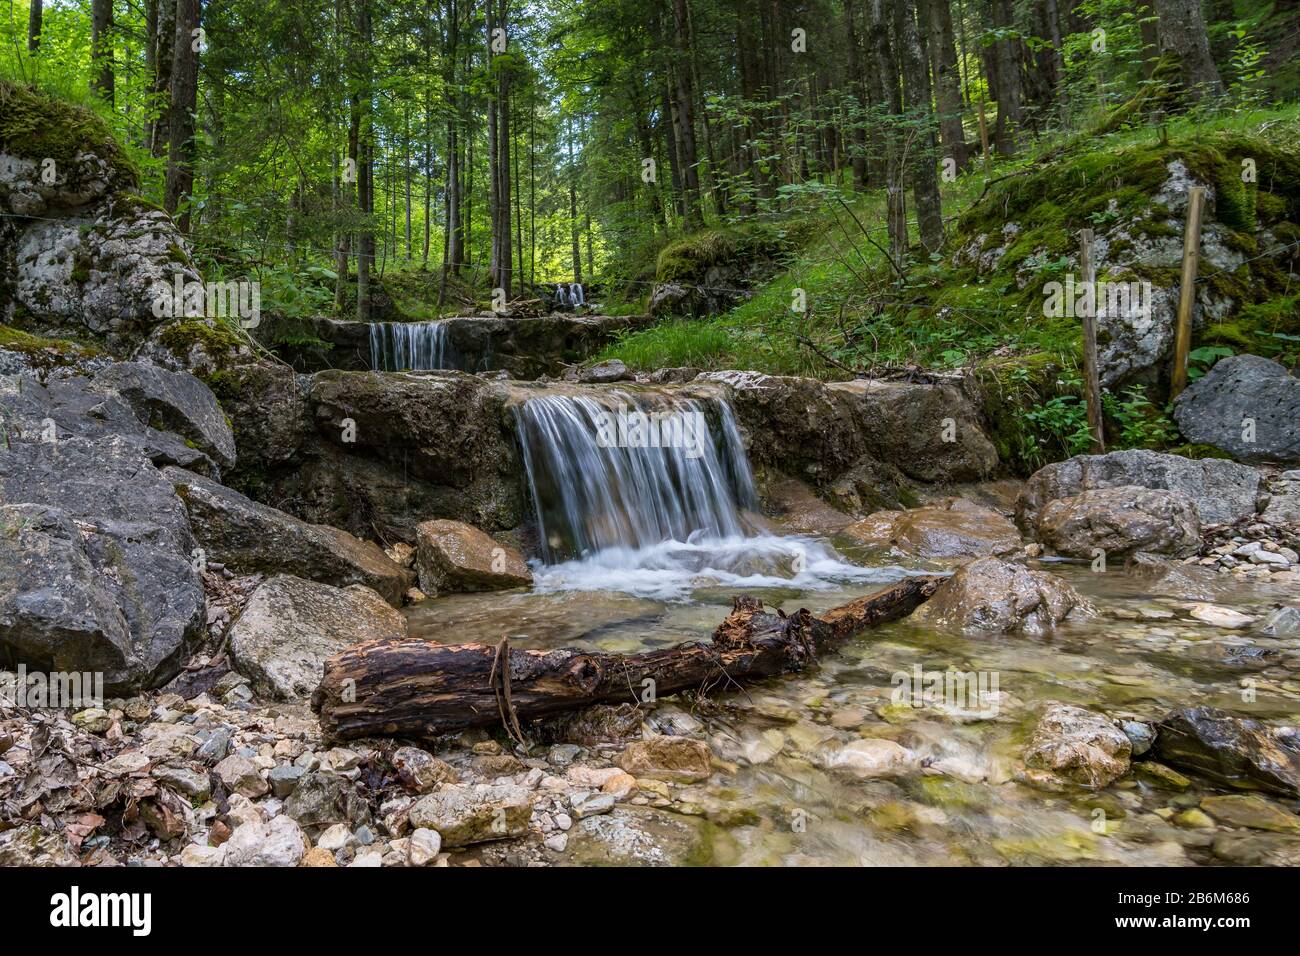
311, 575, 942, 741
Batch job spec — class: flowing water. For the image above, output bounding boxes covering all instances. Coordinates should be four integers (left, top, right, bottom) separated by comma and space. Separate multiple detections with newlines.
405, 389, 1300, 866
370, 320, 456, 371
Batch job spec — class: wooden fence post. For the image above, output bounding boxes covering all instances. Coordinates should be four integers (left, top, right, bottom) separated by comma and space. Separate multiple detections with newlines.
1079, 228, 1105, 454
1170, 186, 1206, 399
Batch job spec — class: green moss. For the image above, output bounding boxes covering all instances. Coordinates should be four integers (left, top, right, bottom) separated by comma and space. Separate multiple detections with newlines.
157, 319, 244, 367
0, 80, 138, 187
655, 223, 790, 283
0, 323, 98, 369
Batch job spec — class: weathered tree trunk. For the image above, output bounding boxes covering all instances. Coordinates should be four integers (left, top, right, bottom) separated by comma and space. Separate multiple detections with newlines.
91, 0, 115, 105
895, 0, 945, 254
926, 0, 969, 169
1153, 0, 1226, 102
671, 0, 702, 227
312, 576, 942, 740
843, 0, 869, 189
149, 0, 176, 157
164, 0, 201, 231
355, 0, 374, 322
1044, 0, 1069, 125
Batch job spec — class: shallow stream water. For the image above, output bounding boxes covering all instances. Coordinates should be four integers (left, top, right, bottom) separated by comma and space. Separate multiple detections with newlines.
407, 530, 1300, 867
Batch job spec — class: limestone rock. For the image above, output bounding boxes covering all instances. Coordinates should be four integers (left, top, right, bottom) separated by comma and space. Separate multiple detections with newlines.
912, 557, 1089, 635
165, 467, 411, 605
407, 784, 533, 847
1017, 450, 1260, 529
1032, 486, 1201, 557
1022, 703, 1132, 789
842, 498, 1021, 561
414, 519, 532, 594
228, 575, 405, 700
616, 736, 712, 783
1154, 707, 1300, 797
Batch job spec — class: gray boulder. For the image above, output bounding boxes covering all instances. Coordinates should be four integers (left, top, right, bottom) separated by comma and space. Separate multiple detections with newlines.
227, 575, 405, 700
0, 438, 205, 691
164, 467, 411, 605
1154, 707, 1300, 798
96, 361, 236, 470
1173, 354, 1300, 464
1017, 450, 1259, 529
1, 362, 224, 477
1032, 485, 1201, 557
911, 557, 1089, 635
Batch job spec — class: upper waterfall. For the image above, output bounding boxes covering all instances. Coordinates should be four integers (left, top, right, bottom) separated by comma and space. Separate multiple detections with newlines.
369, 321, 455, 371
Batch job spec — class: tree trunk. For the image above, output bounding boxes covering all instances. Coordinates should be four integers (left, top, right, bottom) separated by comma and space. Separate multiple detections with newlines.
27, 0, 42, 52
164, 0, 201, 231
312, 577, 942, 740
895, 0, 945, 253
671, 0, 702, 227
149, 0, 176, 157
843, 0, 869, 189
568, 117, 582, 284
926, 0, 968, 169
1044, 0, 1069, 124
1153, 0, 1226, 101
868, 0, 908, 264
91, 0, 115, 105
989, 0, 1023, 155
355, 0, 374, 322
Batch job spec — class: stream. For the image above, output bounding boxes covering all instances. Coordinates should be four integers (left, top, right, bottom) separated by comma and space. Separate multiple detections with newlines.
402, 390, 1300, 866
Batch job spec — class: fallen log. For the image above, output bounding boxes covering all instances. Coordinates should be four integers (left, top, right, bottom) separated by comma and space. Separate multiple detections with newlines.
311, 575, 942, 741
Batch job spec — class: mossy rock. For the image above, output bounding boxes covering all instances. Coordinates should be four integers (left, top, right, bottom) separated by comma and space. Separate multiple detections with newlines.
655, 223, 791, 283
0, 80, 138, 187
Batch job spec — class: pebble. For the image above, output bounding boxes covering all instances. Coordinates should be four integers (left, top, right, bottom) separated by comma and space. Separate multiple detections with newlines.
407, 828, 442, 866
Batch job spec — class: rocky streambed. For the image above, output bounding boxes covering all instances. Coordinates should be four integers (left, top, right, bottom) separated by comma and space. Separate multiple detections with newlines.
3, 484, 1299, 867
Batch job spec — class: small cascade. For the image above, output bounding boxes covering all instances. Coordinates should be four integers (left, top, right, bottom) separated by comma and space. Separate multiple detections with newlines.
369, 321, 455, 371
514, 389, 881, 599
516, 391, 757, 563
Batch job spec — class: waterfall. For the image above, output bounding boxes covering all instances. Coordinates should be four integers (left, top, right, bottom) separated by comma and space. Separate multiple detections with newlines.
514, 389, 886, 599
369, 321, 454, 371
515, 391, 757, 563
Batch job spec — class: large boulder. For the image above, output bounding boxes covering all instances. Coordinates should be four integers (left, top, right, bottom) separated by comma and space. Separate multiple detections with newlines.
705, 371, 998, 491
296, 370, 524, 540
912, 557, 1089, 635
414, 519, 531, 595
227, 575, 406, 700
1173, 354, 1300, 464
827, 378, 999, 483
1021, 703, 1131, 789
1, 82, 200, 350
1017, 450, 1260, 529
842, 498, 1021, 561
1153, 707, 1300, 798
0, 361, 228, 478
1032, 486, 1201, 558
164, 467, 411, 605
95, 361, 236, 470
0, 439, 205, 691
